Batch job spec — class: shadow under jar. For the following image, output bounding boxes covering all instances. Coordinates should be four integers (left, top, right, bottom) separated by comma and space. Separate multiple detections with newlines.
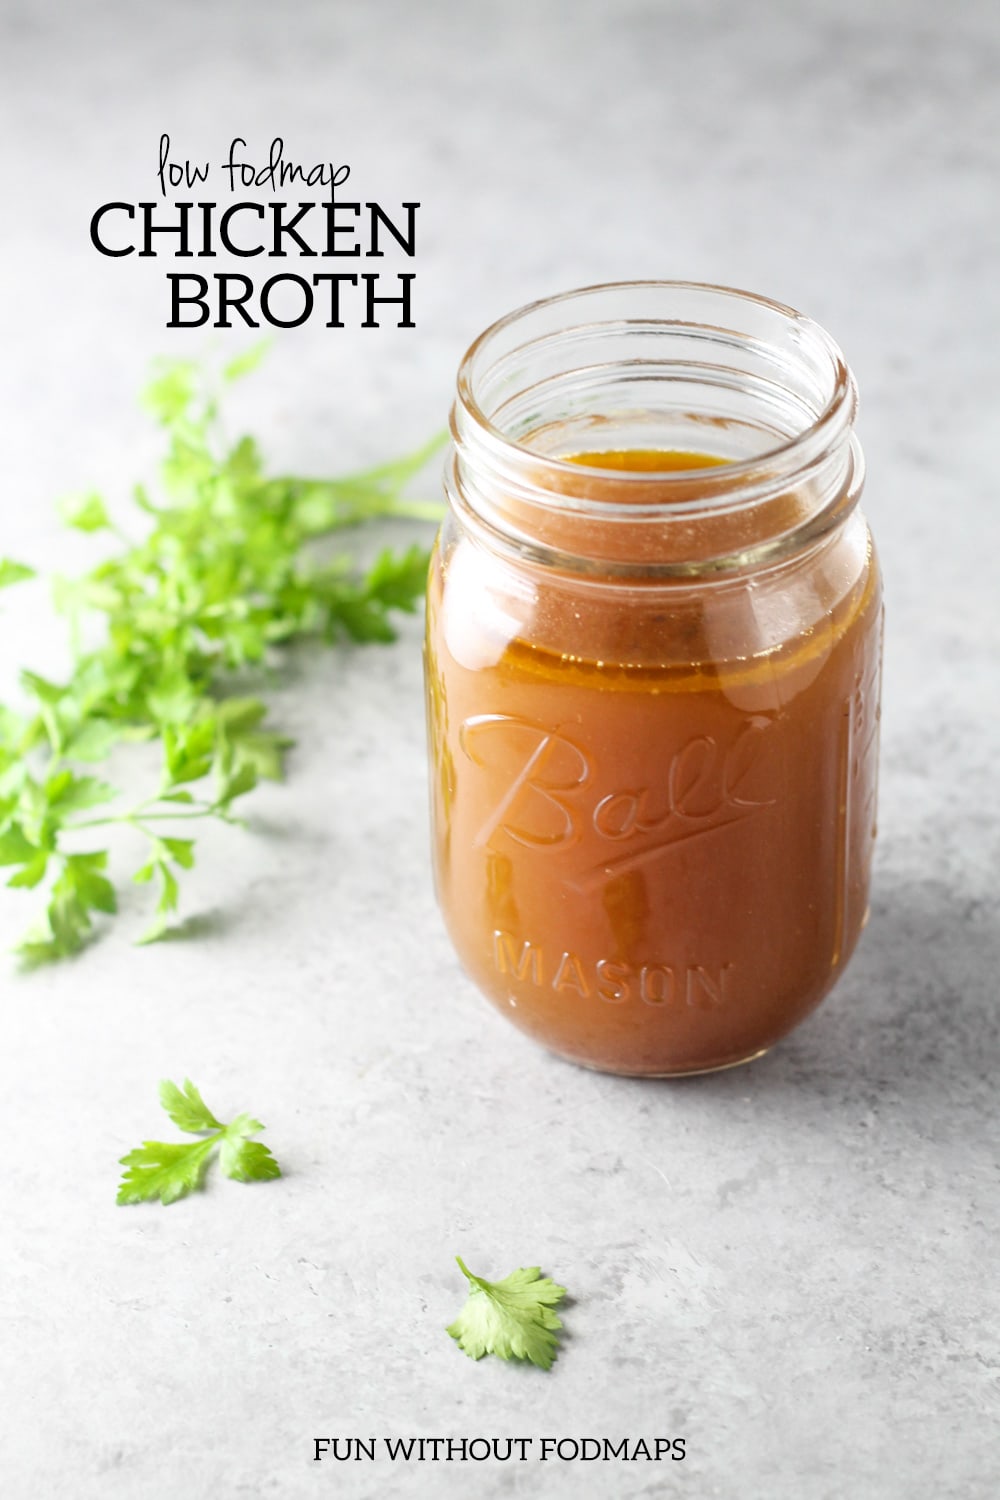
425, 282, 882, 1076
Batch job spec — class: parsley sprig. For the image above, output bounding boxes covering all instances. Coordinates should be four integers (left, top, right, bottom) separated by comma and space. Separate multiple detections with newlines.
447, 1257, 568, 1369
117, 1078, 281, 1205
0, 347, 443, 961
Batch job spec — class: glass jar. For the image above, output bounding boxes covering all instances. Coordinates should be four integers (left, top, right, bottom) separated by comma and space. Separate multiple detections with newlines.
425, 282, 882, 1076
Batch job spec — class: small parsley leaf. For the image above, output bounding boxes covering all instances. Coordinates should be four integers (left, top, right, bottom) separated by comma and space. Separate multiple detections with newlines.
0, 559, 36, 589
447, 1256, 568, 1370
117, 1078, 282, 1206
117, 1138, 217, 1206
59, 493, 111, 533
219, 1132, 282, 1184
222, 341, 271, 383
158, 1078, 222, 1133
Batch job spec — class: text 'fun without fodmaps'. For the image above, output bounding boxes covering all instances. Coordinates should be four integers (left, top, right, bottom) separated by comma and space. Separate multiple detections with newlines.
313, 1437, 687, 1463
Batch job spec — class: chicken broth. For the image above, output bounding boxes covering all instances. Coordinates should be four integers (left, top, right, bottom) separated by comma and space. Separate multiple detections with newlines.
426, 448, 882, 1074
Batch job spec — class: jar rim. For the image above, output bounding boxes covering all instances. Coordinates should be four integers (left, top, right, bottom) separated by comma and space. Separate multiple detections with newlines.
455, 279, 856, 494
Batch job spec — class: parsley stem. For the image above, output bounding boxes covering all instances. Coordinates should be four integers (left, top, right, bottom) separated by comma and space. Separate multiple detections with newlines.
384, 500, 445, 522
132, 811, 217, 824
67, 809, 215, 832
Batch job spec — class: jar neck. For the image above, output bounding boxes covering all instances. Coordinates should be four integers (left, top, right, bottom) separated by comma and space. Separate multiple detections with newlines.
447, 281, 863, 578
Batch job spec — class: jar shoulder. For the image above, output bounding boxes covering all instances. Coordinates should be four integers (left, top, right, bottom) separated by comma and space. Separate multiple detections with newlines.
429, 510, 881, 679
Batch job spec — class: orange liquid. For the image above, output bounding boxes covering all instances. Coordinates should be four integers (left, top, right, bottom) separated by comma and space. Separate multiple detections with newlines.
426, 450, 882, 1074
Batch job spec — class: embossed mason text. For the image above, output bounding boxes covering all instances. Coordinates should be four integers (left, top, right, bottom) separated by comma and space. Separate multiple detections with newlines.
493, 930, 733, 1008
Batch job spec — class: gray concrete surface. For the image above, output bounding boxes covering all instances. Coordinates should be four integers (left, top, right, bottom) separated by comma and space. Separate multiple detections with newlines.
1, 2, 998, 1496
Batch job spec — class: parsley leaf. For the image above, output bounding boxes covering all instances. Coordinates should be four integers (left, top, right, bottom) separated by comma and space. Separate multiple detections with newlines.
1, 348, 444, 959
0, 559, 36, 589
59, 493, 111, 533
447, 1256, 568, 1370
117, 1078, 281, 1205
158, 1077, 222, 1132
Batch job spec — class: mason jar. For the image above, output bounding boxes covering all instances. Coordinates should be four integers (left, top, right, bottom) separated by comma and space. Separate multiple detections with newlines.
425, 282, 882, 1076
